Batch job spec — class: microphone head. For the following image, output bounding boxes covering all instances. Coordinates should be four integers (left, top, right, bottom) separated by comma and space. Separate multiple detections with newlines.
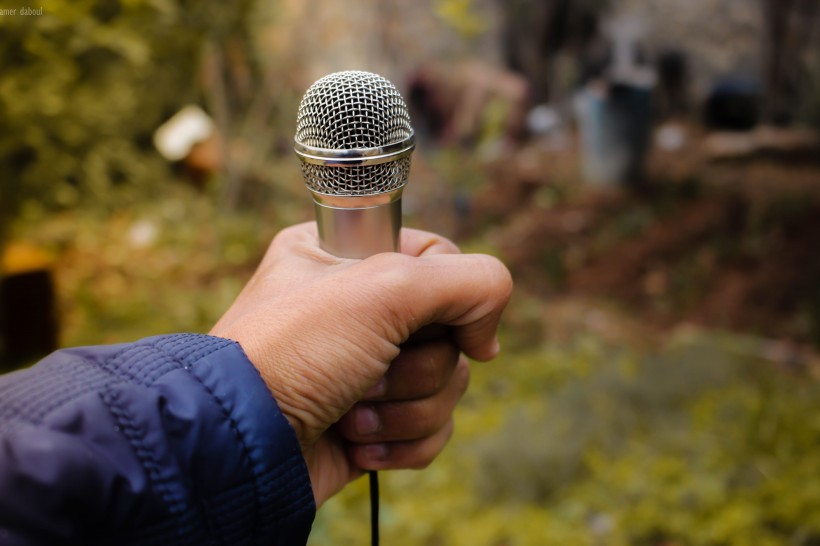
295, 70, 414, 197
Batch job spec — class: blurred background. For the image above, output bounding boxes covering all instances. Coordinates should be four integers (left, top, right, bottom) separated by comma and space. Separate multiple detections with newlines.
2, 0, 820, 544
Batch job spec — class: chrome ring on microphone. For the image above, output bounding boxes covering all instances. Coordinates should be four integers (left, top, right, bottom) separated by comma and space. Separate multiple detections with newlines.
294, 133, 415, 167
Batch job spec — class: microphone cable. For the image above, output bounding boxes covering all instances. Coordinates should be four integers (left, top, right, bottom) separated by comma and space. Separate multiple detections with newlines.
369, 470, 379, 546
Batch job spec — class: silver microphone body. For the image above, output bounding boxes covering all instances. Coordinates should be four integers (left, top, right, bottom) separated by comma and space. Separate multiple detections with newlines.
311, 190, 402, 258
294, 71, 415, 259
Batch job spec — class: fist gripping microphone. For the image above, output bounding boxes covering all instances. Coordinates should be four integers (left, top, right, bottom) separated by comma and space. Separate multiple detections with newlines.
295, 70, 415, 546
294, 70, 415, 258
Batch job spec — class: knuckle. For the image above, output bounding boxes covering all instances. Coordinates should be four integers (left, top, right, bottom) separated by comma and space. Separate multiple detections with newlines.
423, 343, 457, 392
418, 358, 443, 395
272, 223, 304, 246
364, 253, 417, 290
360, 253, 420, 339
483, 255, 514, 300
406, 442, 440, 470
413, 408, 441, 437
454, 357, 471, 396
411, 455, 435, 470
435, 236, 461, 255
267, 223, 315, 257
405, 228, 461, 256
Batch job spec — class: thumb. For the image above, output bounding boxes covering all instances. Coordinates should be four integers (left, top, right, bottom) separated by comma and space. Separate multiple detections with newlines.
355, 252, 513, 361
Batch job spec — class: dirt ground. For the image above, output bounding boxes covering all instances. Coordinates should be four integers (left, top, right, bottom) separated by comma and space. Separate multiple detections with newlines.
465, 124, 820, 355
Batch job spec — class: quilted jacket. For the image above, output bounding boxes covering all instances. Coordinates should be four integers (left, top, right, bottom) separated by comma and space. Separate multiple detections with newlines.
0, 334, 315, 545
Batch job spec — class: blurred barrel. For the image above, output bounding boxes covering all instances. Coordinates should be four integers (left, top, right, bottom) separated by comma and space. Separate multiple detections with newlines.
0, 243, 58, 370
575, 83, 653, 187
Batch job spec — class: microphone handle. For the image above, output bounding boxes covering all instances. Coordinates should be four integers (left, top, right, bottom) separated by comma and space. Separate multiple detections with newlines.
312, 190, 403, 546
312, 193, 402, 258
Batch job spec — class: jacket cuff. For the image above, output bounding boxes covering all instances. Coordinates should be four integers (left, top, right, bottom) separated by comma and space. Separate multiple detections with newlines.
108, 334, 316, 543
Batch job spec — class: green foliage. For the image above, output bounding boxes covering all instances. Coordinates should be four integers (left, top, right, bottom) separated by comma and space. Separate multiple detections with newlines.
311, 334, 820, 546
434, 0, 488, 40
0, 0, 254, 234
17, 184, 294, 349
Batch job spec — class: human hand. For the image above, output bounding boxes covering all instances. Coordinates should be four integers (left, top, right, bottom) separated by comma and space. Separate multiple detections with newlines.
210, 222, 512, 506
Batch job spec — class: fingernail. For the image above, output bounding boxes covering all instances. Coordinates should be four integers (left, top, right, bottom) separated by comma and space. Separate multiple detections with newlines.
363, 378, 387, 399
365, 443, 388, 462
355, 405, 381, 436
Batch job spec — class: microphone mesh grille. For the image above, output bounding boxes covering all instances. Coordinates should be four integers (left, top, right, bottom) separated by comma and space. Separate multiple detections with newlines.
296, 71, 413, 196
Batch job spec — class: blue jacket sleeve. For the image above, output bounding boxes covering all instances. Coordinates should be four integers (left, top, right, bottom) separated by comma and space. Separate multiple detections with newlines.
0, 334, 316, 545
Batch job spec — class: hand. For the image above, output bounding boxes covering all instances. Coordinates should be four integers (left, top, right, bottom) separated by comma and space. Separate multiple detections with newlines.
210, 222, 512, 506
336, 324, 467, 472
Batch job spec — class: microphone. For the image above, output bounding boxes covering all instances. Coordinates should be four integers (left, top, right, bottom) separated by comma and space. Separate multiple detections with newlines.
294, 70, 415, 546
294, 70, 415, 258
